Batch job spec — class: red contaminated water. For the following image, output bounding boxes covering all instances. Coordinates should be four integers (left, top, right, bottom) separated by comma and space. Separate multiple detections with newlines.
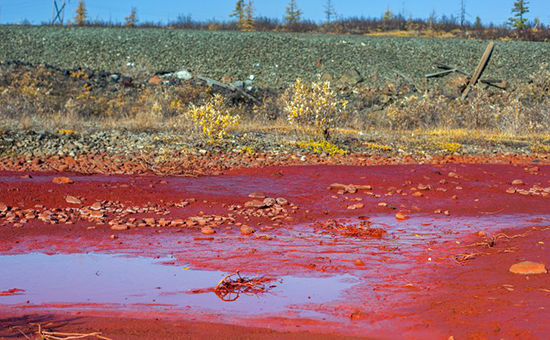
1, 164, 549, 339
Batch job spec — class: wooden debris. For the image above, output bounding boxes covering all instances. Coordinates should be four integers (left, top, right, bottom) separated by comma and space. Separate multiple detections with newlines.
462, 41, 495, 99
35, 323, 112, 340
426, 50, 506, 93
425, 68, 457, 78
214, 272, 275, 301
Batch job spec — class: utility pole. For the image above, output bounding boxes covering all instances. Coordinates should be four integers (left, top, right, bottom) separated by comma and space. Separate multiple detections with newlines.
52, 0, 67, 25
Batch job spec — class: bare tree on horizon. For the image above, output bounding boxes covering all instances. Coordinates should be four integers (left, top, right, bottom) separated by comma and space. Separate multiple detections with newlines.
324, 0, 337, 23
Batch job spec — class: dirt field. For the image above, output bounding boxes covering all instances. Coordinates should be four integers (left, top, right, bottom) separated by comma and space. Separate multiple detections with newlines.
1, 156, 549, 339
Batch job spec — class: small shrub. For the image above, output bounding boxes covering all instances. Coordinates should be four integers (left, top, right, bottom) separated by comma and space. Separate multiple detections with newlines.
385, 93, 443, 130
295, 139, 347, 156
173, 94, 240, 143
284, 78, 347, 138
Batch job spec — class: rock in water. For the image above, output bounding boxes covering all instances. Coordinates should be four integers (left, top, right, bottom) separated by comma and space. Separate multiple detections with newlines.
240, 225, 255, 235
509, 261, 547, 275
65, 195, 82, 204
201, 226, 216, 235
53, 176, 74, 184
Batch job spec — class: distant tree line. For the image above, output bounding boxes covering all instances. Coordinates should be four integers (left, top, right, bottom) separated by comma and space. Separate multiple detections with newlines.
35, 0, 550, 42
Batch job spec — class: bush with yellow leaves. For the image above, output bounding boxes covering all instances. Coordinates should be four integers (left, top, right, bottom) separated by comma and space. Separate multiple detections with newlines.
172, 94, 240, 143
284, 78, 347, 138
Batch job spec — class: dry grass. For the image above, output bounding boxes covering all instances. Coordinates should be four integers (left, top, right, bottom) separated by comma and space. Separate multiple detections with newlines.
0, 62, 548, 153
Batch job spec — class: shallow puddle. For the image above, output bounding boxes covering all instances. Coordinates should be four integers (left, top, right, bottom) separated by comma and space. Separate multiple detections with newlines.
0, 253, 354, 317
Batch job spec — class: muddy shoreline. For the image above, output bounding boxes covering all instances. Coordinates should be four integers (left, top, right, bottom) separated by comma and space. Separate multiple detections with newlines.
1, 163, 549, 339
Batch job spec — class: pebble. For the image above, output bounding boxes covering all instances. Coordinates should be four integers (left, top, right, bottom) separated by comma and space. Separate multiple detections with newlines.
395, 212, 409, 220
417, 184, 431, 190
201, 226, 216, 235
170, 219, 184, 226
511, 179, 524, 185
509, 261, 547, 275
347, 203, 364, 210
244, 200, 266, 209
0, 203, 8, 212
90, 202, 102, 210
275, 197, 288, 205
143, 218, 155, 226
52, 176, 73, 184
65, 195, 82, 204
248, 192, 266, 199
240, 225, 255, 235
110, 224, 129, 231
263, 197, 277, 207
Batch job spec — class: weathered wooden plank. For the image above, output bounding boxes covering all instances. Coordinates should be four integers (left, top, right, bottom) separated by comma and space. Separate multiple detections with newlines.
462, 42, 495, 99
425, 68, 457, 78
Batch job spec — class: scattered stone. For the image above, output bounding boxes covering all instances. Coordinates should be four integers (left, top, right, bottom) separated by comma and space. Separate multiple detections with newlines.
158, 218, 170, 227
0, 203, 8, 212
244, 200, 266, 209
354, 259, 365, 266
201, 226, 216, 235
275, 197, 288, 205
248, 192, 266, 199
339, 68, 363, 86
148, 75, 163, 85
395, 212, 409, 220
90, 202, 102, 211
328, 183, 369, 194
173, 69, 193, 80
347, 203, 364, 210
52, 176, 73, 184
171, 219, 184, 226
328, 183, 347, 192
412, 191, 423, 197
263, 197, 276, 207
240, 225, 255, 235
65, 195, 82, 205
511, 179, 524, 185
448, 172, 459, 178
509, 261, 547, 275
90, 211, 104, 218
143, 217, 155, 226
110, 224, 129, 231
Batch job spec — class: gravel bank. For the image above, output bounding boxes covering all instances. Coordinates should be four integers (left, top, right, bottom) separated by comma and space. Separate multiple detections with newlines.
1, 26, 548, 88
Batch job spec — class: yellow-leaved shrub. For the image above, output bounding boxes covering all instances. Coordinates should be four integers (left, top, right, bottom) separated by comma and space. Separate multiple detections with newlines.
284, 78, 347, 138
172, 94, 240, 143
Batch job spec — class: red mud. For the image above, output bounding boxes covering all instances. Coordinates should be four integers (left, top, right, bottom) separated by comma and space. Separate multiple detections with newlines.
1, 162, 549, 339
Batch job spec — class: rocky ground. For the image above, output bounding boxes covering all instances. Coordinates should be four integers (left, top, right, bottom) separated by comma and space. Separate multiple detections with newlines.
1, 26, 549, 89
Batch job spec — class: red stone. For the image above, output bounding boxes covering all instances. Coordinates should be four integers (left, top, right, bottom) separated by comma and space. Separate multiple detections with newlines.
509, 261, 547, 275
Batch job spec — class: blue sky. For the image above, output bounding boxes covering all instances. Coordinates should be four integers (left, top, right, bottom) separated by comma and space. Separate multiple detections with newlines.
1, 0, 549, 26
